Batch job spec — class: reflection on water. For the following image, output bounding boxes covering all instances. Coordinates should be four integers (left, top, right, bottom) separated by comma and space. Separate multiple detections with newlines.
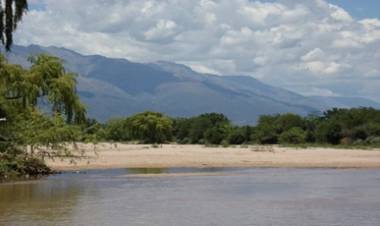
0, 179, 86, 225
1, 168, 380, 226
124, 167, 232, 175
127, 168, 167, 174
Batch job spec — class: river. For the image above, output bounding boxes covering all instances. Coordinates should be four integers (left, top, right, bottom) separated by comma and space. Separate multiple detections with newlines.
1, 168, 380, 226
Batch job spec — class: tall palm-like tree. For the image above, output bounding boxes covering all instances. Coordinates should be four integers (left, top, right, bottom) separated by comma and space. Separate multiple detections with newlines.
0, 0, 28, 51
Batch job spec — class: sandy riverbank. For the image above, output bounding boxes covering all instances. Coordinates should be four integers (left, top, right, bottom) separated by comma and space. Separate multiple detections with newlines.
44, 143, 380, 171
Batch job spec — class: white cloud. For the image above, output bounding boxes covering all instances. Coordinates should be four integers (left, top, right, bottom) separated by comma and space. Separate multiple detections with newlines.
300, 61, 350, 76
15, 0, 380, 101
144, 19, 178, 42
301, 48, 325, 61
186, 63, 221, 75
329, 4, 353, 22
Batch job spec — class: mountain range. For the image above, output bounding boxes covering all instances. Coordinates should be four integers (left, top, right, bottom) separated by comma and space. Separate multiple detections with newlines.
5, 45, 380, 124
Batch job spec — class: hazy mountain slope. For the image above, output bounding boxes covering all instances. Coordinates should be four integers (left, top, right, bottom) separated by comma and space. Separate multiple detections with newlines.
310, 96, 380, 111
6, 44, 380, 123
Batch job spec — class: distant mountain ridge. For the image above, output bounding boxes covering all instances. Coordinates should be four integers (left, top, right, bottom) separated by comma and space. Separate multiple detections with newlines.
5, 45, 380, 124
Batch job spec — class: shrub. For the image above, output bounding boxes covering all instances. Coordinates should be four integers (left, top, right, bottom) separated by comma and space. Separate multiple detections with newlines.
315, 121, 342, 144
252, 124, 278, 144
366, 136, 380, 145
204, 127, 227, 144
228, 128, 246, 144
104, 118, 130, 141
0, 154, 51, 180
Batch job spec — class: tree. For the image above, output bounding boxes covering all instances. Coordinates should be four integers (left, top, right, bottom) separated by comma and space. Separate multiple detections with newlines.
279, 127, 306, 144
104, 118, 130, 141
13, 111, 82, 156
1, 54, 86, 156
252, 123, 278, 144
228, 127, 246, 144
204, 125, 229, 145
128, 112, 173, 143
189, 113, 230, 143
172, 118, 192, 144
275, 113, 305, 133
252, 115, 278, 144
0, 55, 86, 124
315, 121, 342, 145
0, 0, 28, 51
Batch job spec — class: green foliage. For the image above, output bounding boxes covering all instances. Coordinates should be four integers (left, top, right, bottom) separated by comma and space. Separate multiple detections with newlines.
172, 118, 192, 144
249, 108, 380, 146
28, 55, 86, 123
279, 127, 306, 144
13, 111, 82, 151
0, 53, 87, 180
104, 118, 130, 141
252, 123, 278, 144
128, 112, 173, 144
0, 54, 86, 124
275, 113, 305, 133
228, 127, 246, 145
252, 116, 278, 144
172, 113, 230, 144
103, 112, 173, 144
79, 118, 106, 142
204, 125, 229, 145
0, 154, 51, 181
251, 113, 305, 144
315, 121, 342, 144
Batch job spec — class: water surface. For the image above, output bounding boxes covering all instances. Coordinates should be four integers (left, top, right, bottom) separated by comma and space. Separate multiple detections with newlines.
1, 168, 380, 226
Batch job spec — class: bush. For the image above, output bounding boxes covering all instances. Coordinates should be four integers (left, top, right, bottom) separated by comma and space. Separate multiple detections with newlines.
104, 118, 130, 141
279, 127, 306, 144
366, 136, 380, 145
228, 128, 246, 144
0, 154, 51, 180
204, 127, 227, 144
252, 124, 278, 144
315, 121, 342, 144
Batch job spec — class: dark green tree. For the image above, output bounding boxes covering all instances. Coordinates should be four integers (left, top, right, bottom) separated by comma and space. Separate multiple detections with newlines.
228, 127, 246, 144
315, 121, 342, 144
275, 113, 305, 133
204, 125, 229, 145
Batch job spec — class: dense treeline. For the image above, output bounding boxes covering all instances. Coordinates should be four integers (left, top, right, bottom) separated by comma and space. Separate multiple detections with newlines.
88, 109, 380, 146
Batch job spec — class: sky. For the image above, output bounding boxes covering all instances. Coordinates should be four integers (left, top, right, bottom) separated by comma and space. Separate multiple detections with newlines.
17, 0, 380, 101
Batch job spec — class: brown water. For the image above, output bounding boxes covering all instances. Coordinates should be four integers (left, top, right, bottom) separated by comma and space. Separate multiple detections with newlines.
1, 168, 380, 226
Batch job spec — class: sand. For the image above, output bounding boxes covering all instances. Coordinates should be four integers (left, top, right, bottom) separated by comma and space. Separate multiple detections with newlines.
44, 143, 380, 171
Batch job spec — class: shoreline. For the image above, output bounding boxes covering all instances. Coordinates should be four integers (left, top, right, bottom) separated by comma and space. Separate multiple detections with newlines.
45, 143, 380, 171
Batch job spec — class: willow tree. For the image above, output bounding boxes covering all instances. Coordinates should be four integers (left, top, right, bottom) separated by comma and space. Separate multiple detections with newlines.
28, 54, 86, 123
0, 54, 86, 124
127, 112, 173, 143
0, 0, 28, 51
1, 54, 86, 160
